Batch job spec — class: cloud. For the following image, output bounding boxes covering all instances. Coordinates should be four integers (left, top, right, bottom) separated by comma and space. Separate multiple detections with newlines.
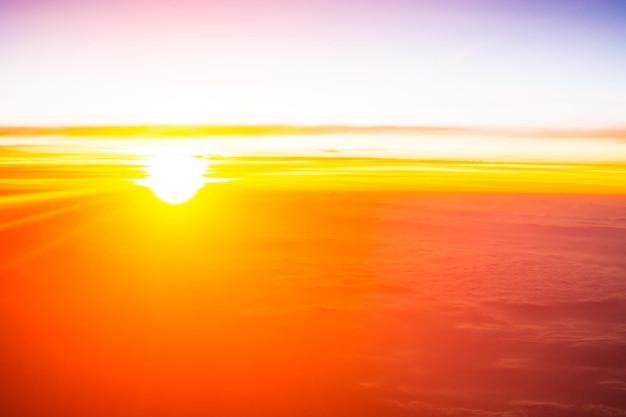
368, 399, 626, 417
514, 401, 626, 417
376, 400, 524, 417
487, 297, 626, 324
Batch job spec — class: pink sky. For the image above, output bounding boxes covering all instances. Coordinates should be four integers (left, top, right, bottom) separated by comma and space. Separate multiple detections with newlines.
1, 0, 625, 127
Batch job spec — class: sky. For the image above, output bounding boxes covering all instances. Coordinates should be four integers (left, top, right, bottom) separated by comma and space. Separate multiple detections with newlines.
0, 0, 625, 127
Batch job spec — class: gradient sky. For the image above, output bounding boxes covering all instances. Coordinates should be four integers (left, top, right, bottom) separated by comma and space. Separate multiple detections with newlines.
1, 0, 625, 127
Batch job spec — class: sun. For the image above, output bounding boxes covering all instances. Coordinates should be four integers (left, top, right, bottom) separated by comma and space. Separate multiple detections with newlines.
135, 154, 213, 204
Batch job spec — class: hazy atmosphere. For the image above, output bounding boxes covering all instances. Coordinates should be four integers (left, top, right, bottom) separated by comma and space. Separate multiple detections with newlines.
1, 0, 625, 127
1, 1, 626, 416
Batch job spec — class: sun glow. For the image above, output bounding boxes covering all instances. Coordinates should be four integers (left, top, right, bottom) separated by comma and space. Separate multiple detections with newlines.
135, 154, 225, 204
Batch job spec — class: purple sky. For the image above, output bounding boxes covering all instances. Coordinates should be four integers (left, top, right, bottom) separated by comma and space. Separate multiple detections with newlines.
1, 0, 625, 126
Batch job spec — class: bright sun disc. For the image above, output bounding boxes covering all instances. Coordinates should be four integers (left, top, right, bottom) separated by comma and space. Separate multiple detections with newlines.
136, 155, 212, 204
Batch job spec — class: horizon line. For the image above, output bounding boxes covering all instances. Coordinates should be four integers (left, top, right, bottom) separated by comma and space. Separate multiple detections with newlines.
1, 124, 626, 139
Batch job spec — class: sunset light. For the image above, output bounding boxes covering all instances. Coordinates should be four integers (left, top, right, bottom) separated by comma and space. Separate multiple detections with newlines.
135, 154, 228, 204
1, 1, 626, 417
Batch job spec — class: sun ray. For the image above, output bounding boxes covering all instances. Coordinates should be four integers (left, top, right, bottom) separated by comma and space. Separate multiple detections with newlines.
2, 201, 118, 271
0, 198, 103, 233
0, 187, 119, 209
